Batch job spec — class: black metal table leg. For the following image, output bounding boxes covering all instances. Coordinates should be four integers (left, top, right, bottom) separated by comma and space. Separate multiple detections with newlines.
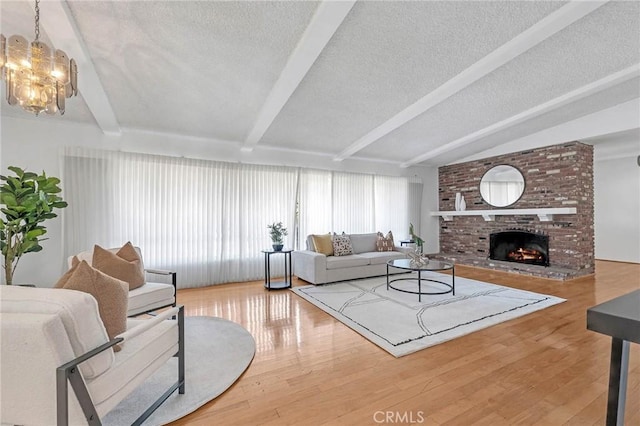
607, 338, 630, 426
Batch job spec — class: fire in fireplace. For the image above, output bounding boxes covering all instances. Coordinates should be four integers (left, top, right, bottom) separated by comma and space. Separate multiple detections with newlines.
489, 230, 549, 267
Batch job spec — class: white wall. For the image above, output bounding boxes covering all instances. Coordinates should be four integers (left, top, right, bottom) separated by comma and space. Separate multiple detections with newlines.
594, 146, 640, 263
0, 115, 438, 285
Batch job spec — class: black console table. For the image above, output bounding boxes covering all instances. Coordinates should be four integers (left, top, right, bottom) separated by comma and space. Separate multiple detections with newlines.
261, 249, 293, 290
587, 290, 640, 426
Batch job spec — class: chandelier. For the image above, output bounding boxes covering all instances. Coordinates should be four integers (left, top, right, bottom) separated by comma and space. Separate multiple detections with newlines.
0, 0, 78, 115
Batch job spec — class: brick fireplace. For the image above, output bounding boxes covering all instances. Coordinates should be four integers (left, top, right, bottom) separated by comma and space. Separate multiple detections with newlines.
435, 141, 594, 280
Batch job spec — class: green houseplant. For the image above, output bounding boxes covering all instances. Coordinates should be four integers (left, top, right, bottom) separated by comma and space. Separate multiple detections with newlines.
0, 166, 67, 285
267, 222, 288, 251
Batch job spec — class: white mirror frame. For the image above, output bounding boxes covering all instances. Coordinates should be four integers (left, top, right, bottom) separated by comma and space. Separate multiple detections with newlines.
479, 165, 525, 208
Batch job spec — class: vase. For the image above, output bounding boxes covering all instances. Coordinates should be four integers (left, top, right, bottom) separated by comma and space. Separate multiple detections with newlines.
272, 244, 284, 251
455, 192, 461, 211
460, 195, 466, 211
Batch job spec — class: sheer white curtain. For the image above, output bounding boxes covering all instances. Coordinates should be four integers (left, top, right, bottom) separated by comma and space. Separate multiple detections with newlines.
63, 148, 298, 288
297, 169, 332, 248
297, 170, 423, 247
332, 172, 375, 234
374, 175, 423, 241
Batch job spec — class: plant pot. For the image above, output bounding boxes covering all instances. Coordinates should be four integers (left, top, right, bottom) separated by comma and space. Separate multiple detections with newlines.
272, 244, 284, 251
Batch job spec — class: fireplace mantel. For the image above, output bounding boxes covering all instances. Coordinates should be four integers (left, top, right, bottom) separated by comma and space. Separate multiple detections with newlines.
431, 207, 577, 222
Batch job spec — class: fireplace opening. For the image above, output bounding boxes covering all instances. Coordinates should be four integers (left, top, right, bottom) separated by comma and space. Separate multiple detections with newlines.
489, 230, 549, 267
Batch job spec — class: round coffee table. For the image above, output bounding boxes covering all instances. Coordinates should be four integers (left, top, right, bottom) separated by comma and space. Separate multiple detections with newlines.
386, 258, 455, 301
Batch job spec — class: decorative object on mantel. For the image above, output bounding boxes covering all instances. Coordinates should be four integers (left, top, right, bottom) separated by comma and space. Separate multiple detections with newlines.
1, 166, 67, 285
0, 0, 78, 115
455, 192, 466, 211
267, 222, 287, 251
408, 223, 424, 254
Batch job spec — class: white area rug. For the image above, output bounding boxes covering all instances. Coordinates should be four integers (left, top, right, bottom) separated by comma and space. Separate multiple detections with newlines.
292, 274, 565, 357
103, 316, 255, 425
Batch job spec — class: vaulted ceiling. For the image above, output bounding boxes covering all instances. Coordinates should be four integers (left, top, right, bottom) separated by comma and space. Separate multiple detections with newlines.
1, 1, 639, 166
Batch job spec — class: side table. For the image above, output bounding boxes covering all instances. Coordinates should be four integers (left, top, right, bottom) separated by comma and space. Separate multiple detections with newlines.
587, 290, 640, 426
399, 240, 415, 247
262, 249, 293, 290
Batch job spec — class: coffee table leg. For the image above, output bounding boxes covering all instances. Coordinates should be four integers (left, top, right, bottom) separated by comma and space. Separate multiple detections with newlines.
452, 265, 455, 296
418, 270, 422, 302
386, 264, 389, 290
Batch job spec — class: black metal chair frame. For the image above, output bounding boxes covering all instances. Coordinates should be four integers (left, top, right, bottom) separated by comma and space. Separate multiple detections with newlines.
56, 306, 185, 426
128, 268, 178, 317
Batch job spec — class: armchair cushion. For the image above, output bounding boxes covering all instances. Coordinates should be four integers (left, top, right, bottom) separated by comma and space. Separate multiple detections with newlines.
0, 286, 113, 379
56, 261, 129, 351
93, 242, 146, 290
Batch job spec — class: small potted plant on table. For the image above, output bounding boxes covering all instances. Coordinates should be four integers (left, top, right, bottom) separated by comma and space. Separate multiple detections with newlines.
267, 222, 288, 251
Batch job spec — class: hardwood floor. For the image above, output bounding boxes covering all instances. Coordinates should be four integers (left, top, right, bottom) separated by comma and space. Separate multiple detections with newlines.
170, 260, 640, 425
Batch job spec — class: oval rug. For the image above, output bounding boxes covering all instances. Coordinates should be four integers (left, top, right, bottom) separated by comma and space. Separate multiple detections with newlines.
103, 316, 255, 425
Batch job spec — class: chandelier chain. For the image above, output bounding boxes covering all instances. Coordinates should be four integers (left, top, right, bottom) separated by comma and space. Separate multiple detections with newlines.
34, 0, 40, 41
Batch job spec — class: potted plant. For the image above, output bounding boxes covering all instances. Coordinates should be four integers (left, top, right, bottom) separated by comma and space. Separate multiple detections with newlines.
409, 223, 424, 255
0, 167, 67, 285
267, 222, 288, 251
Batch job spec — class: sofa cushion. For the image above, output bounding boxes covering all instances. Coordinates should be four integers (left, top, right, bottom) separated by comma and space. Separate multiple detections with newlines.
376, 231, 395, 252
357, 251, 406, 265
350, 233, 378, 254
332, 234, 353, 256
326, 254, 370, 270
311, 234, 334, 256
57, 261, 129, 352
0, 286, 113, 379
93, 242, 146, 290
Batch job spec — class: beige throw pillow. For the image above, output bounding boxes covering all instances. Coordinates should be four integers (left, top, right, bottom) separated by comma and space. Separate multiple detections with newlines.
311, 234, 334, 256
376, 231, 395, 252
55, 256, 80, 288
92, 242, 145, 290
55, 261, 129, 351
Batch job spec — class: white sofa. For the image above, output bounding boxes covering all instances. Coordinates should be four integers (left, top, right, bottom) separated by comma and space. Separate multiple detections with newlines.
0, 285, 184, 425
293, 233, 409, 285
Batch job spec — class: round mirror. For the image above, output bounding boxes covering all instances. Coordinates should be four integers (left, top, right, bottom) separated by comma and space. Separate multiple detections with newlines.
480, 165, 525, 207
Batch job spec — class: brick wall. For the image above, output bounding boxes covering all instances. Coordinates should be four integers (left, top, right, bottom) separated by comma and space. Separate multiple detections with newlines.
437, 141, 594, 279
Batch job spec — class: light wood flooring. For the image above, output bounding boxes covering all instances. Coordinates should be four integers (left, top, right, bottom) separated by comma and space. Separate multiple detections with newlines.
170, 260, 640, 425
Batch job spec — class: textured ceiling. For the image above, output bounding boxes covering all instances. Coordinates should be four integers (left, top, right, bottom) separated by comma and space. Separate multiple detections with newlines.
1, 0, 638, 166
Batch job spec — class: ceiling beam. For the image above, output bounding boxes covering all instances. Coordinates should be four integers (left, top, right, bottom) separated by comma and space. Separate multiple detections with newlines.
400, 64, 640, 167
37, 0, 120, 135
333, 0, 609, 162
241, 0, 356, 152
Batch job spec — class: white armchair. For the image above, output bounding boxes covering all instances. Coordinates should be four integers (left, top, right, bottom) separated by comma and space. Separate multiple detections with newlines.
0, 285, 184, 426
70, 245, 176, 317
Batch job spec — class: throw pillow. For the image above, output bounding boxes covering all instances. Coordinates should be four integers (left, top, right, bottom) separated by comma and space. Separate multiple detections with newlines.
376, 231, 395, 252
92, 242, 145, 290
56, 260, 129, 351
311, 234, 334, 256
332, 234, 353, 256
54, 255, 80, 288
